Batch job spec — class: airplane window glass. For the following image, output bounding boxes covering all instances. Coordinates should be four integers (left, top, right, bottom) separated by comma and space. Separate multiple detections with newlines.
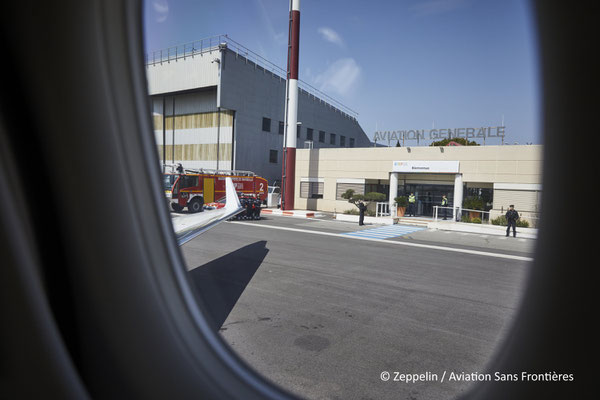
144, 0, 540, 398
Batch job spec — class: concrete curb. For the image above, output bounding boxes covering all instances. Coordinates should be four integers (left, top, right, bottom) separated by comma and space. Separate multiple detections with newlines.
261, 209, 324, 218
429, 221, 538, 238
333, 214, 538, 238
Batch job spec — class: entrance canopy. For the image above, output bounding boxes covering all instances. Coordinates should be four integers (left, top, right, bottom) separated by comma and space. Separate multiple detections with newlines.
392, 160, 459, 174
390, 160, 462, 219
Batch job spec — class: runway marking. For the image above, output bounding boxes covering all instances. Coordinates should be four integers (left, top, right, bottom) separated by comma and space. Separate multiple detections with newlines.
229, 222, 533, 262
342, 225, 424, 239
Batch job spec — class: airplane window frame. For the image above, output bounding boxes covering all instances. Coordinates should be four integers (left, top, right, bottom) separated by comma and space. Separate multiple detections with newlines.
0, 1, 590, 399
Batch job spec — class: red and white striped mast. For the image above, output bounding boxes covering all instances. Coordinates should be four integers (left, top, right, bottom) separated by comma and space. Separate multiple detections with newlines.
282, 0, 300, 211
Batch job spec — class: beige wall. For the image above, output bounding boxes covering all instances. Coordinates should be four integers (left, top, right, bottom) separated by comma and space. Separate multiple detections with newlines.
294, 145, 543, 215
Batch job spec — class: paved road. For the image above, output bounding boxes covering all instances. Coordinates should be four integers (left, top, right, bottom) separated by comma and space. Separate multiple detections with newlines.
180, 215, 534, 400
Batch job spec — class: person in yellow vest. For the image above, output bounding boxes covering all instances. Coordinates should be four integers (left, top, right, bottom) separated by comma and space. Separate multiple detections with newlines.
408, 193, 416, 217
441, 194, 448, 220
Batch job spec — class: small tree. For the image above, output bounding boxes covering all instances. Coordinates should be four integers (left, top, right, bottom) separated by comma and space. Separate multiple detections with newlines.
365, 192, 386, 203
342, 189, 385, 208
341, 189, 357, 204
394, 195, 409, 217
394, 196, 408, 207
430, 138, 479, 147
463, 196, 485, 210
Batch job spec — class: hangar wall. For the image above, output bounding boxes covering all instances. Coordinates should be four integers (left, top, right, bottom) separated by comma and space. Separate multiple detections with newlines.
146, 40, 371, 184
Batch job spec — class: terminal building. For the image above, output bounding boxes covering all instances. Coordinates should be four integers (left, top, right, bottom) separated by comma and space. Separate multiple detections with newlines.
294, 144, 543, 224
145, 36, 542, 223
145, 35, 371, 184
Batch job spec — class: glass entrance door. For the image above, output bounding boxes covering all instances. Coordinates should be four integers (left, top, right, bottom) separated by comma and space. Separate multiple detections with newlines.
402, 184, 456, 217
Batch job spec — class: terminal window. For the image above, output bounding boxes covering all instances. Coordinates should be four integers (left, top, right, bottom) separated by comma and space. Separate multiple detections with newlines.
278, 121, 284, 135
306, 128, 313, 140
349, 138, 355, 147
340, 135, 346, 147
336, 182, 364, 200
330, 133, 336, 145
262, 117, 271, 132
319, 130, 325, 143
300, 181, 324, 199
269, 150, 278, 163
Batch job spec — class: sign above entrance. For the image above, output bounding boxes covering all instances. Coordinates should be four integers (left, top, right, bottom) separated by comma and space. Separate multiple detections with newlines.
393, 160, 459, 173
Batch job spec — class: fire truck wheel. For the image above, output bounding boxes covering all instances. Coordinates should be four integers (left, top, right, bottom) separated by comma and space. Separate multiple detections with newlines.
188, 198, 204, 213
171, 203, 183, 212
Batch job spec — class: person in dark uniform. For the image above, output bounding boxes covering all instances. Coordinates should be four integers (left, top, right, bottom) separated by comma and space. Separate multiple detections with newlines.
238, 195, 249, 220
357, 201, 367, 226
176, 163, 184, 174
255, 197, 262, 219
505, 204, 519, 237
252, 196, 261, 220
441, 194, 448, 220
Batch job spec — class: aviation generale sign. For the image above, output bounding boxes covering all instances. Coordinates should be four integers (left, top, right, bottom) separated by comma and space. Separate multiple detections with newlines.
373, 126, 506, 142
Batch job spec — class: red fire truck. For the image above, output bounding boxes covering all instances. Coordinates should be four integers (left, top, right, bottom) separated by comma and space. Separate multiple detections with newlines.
164, 168, 268, 213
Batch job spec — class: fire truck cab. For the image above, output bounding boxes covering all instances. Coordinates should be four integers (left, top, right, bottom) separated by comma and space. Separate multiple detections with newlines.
164, 168, 268, 213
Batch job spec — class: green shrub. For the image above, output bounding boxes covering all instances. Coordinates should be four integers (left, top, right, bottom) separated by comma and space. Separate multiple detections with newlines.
460, 215, 482, 224
342, 189, 385, 207
394, 196, 408, 207
343, 208, 377, 217
492, 215, 529, 228
491, 215, 507, 226
365, 192, 386, 202
463, 196, 485, 210
341, 189, 355, 201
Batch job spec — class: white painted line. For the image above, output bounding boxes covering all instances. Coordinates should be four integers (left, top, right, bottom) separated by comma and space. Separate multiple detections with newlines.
229, 222, 533, 262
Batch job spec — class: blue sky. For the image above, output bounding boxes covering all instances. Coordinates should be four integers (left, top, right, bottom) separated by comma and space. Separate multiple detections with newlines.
144, 0, 540, 145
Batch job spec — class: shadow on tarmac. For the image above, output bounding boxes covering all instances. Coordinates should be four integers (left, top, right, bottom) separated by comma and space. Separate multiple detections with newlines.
188, 241, 269, 331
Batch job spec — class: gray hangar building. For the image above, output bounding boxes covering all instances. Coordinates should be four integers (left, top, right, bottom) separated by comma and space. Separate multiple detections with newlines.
146, 35, 371, 184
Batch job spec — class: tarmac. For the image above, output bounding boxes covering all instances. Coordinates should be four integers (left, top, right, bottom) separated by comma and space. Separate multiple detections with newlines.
180, 212, 533, 400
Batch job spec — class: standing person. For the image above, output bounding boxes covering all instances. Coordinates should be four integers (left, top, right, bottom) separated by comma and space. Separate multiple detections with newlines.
441, 194, 448, 220
505, 204, 519, 237
176, 163, 183, 174
408, 193, 416, 217
358, 201, 367, 226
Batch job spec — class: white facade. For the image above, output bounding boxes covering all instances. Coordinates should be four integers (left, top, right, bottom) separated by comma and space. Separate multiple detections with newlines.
295, 145, 543, 224
146, 52, 220, 95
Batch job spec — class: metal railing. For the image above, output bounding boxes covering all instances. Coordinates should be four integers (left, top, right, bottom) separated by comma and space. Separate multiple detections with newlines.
183, 168, 256, 177
370, 203, 541, 227
145, 34, 359, 120
145, 35, 226, 66
375, 202, 392, 217
433, 206, 541, 227
433, 206, 465, 222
